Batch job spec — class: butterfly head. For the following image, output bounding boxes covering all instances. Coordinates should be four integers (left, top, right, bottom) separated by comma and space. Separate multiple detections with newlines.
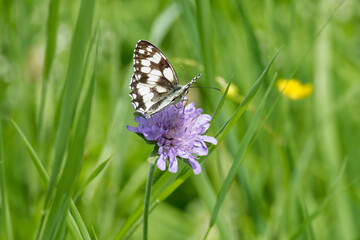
171, 73, 201, 103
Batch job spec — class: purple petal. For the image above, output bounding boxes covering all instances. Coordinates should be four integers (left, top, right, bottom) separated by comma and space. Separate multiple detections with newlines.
175, 101, 185, 109
185, 102, 195, 112
143, 131, 155, 141
197, 114, 211, 125
177, 150, 189, 159
200, 135, 217, 145
126, 125, 140, 133
168, 149, 178, 173
199, 123, 210, 134
134, 116, 146, 125
192, 145, 208, 156
168, 157, 178, 173
188, 158, 202, 175
194, 108, 203, 116
158, 146, 164, 154
157, 154, 167, 171
168, 148, 176, 162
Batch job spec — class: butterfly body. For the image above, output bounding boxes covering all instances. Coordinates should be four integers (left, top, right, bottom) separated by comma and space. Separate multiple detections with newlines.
129, 40, 200, 117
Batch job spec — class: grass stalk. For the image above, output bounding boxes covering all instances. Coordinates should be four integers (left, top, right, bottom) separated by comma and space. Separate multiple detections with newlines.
0, 118, 14, 240
12, 120, 91, 239
314, 0, 356, 237
40, 0, 96, 231
37, 0, 60, 140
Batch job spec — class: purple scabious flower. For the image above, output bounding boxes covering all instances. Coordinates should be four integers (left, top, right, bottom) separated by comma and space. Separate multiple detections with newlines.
127, 101, 217, 175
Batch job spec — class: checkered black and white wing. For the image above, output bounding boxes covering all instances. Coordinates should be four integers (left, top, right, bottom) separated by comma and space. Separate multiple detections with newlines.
129, 40, 179, 116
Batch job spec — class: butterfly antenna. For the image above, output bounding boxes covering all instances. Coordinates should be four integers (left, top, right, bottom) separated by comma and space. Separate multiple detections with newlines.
180, 65, 187, 83
190, 85, 222, 92
189, 73, 201, 85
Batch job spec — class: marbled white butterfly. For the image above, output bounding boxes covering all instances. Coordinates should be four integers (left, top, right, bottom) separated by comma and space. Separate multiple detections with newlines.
129, 40, 200, 117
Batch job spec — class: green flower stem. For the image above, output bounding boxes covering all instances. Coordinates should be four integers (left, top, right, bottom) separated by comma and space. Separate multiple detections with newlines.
143, 147, 158, 240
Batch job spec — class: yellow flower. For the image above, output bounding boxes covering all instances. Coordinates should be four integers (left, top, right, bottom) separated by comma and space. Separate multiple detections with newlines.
277, 79, 313, 100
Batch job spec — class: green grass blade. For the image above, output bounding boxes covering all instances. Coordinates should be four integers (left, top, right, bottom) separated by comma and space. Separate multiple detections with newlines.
149, 2, 181, 44
290, 156, 352, 240
195, 0, 215, 105
91, 226, 99, 240
12, 119, 90, 239
66, 213, 83, 239
195, 0, 214, 83
12, 120, 49, 183
74, 157, 111, 201
117, 164, 147, 208
42, 0, 96, 226
120, 202, 159, 240
180, 0, 200, 53
114, 205, 144, 239
211, 77, 232, 123
39, 29, 97, 239
289, 171, 357, 240
37, 0, 61, 136
69, 201, 91, 240
290, 196, 332, 240
0, 118, 14, 240
207, 69, 277, 231
234, 0, 265, 76
299, 195, 315, 240
313, 1, 355, 237
155, 167, 190, 202
43, 0, 60, 81
288, 0, 346, 79
215, 48, 281, 143
114, 170, 181, 240
192, 172, 237, 240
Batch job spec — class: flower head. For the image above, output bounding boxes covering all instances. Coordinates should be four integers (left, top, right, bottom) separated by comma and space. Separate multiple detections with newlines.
127, 101, 217, 175
277, 79, 313, 100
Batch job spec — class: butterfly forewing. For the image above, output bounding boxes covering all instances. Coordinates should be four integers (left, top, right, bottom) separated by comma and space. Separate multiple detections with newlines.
129, 40, 200, 117
130, 40, 179, 116
133, 40, 178, 86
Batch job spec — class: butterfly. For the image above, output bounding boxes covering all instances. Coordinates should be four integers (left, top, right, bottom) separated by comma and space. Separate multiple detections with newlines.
129, 40, 200, 117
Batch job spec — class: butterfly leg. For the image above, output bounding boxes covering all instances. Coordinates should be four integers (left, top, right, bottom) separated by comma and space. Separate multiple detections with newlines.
169, 98, 188, 128
172, 103, 182, 122
181, 98, 188, 115
174, 98, 188, 116
169, 102, 181, 128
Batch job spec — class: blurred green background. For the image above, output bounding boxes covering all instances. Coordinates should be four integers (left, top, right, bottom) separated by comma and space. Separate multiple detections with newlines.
1, 0, 360, 239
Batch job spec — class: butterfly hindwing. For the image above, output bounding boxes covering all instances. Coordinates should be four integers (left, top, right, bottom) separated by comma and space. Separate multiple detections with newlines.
129, 74, 170, 115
